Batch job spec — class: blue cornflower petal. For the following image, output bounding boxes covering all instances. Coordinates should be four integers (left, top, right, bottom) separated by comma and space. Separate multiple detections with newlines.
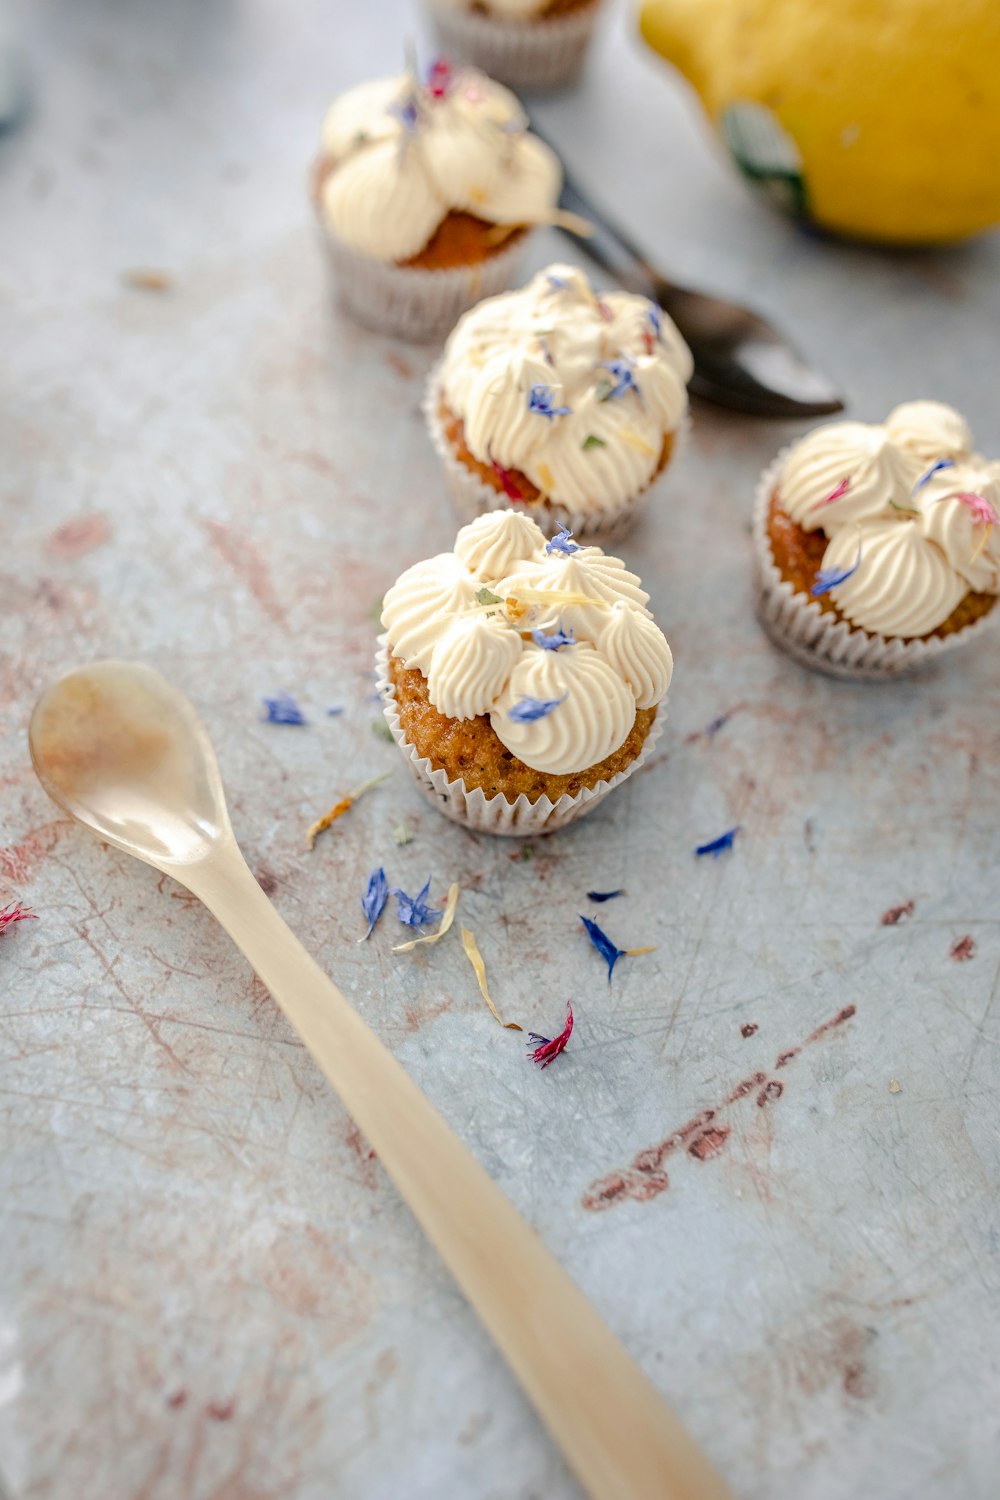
531, 625, 575, 651
599, 358, 640, 401
811, 541, 863, 597
508, 695, 566, 724
913, 457, 955, 493
545, 526, 580, 556
546, 273, 572, 291
647, 303, 662, 338
262, 692, 307, 726
390, 877, 440, 928
528, 383, 572, 420
587, 889, 624, 903
360, 867, 388, 940
580, 915, 625, 982
695, 827, 740, 858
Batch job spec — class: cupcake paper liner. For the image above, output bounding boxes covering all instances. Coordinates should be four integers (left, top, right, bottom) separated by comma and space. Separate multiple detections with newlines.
424, 363, 689, 544
376, 640, 664, 836
425, 1, 603, 93
319, 224, 532, 344
752, 451, 1000, 680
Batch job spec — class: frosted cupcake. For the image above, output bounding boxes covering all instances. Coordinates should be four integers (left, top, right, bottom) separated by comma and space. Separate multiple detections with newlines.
312, 61, 562, 342
426, 263, 692, 542
425, 1, 605, 93
753, 400, 1000, 678
377, 509, 672, 834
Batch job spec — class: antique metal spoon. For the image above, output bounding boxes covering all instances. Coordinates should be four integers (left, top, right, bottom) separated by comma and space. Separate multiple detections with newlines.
29, 660, 732, 1500
546, 151, 845, 419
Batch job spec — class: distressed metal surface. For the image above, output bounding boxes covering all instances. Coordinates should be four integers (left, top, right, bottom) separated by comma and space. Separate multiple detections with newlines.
2, 2, 999, 1497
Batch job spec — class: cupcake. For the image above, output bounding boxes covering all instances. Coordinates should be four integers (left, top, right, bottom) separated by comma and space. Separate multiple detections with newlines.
377, 509, 673, 834
425, 1, 604, 93
312, 60, 561, 342
753, 401, 1000, 678
425, 263, 692, 542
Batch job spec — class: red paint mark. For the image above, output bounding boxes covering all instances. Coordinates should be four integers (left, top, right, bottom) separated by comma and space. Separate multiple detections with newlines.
688, 1125, 731, 1161
951, 935, 975, 961
346, 1123, 379, 1191
255, 867, 279, 897
740, 1022, 758, 1038
881, 900, 914, 926
166, 1389, 187, 1409
201, 518, 286, 627
47, 512, 109, 558
582, 1004, 858, 1212
385, 351, 414, 380
807, 1004, 856, 1045
206, 1399, 235, 1422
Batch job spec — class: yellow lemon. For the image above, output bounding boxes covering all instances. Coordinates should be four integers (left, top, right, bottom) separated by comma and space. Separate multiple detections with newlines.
640, 0, 1000, 244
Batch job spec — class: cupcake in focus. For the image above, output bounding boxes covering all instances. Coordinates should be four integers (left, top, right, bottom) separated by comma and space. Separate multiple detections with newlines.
312, 60, 561, 341
426, 263, 692, 542
425, 0, 605, 93
753, 400, 1000, 678
378, 509, 672, 833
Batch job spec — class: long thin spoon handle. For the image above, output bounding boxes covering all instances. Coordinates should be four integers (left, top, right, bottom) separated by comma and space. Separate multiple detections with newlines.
189, 848, 731, 1500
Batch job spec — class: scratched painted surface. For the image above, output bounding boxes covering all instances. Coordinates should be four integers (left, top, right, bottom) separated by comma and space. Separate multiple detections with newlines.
2, 1, 1000, 1497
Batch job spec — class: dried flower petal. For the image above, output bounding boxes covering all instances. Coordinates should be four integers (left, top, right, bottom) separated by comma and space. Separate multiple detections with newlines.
531, 625, 575, 651
889, 500, 920, 515
913, 457, 955, 492
528, 383, 572, 420
580, 915, 625, 982
390, 877, 439, 928
508, 695, 566, 723
359, 867, 388, 941
582, 434, 607, 451
0, 901, 37, 936
812, 541, 862, 597
461, 927, 523, 1029
546, 273, 572, 292
598, 358, 639, 402
475, 585, 503, 606
307, 770, 393, 849
528, 1003, 574, 1069
425, 57, 453, 98
815, 477, 851, 509
393, 822, 413, 846
393, 882, 459, 952
950, 491, 1000, 527
647, 303, 662, 339
695, 826, 740, 858
587, 889, 624, 903
262, 692, 307, 726
489, 452, 528, 502
545, 526, 580, 556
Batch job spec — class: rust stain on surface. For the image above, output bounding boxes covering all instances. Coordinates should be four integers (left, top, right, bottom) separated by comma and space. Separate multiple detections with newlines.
47, 513, 109, 558
206, 1398, 236, 1422
740, 1022, 758, 1038
582, 1004, 858, 1212
881, 900, 914, 926
202, 517, 287, 626
0, 820, 74, 884
950, 935, 975, 961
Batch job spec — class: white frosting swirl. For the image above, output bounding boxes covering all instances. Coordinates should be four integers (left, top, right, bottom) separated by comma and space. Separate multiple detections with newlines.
490, 643, 637, 775
885, 401, 973, 469
821, 522, 966, 638
454, 510, 546, 577
318, 68, 560, 264
438, 264, 692, 517
918, 461, 1000, 592
381, 553, 478, 673
428, 611, 522, 719
778, 421, 912, 532
597, 602, 673, 708
382, 511, 671, 774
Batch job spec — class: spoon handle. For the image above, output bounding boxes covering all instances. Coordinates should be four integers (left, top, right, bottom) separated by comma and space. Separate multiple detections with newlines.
189, 849, 730, 1500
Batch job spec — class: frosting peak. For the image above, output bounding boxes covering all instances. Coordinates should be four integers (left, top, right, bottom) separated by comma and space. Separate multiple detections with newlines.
438, 265, 692, 518
382, 510, 672, 774
778, 421, 911, 530
319, 67, 560, 264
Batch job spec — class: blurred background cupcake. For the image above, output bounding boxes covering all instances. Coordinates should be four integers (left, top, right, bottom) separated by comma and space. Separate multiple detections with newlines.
426, 263, 692, 542
377, 509, 672, 834
312, 59, 561, 341
425, 0, 605, 93
753, 402, 1000, 678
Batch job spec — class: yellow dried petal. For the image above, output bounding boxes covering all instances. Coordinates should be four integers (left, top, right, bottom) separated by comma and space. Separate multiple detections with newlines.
619, 427, 657, 458
393, 882, 460, 953
461, 927, 522, 1030
306, 770, 393, 849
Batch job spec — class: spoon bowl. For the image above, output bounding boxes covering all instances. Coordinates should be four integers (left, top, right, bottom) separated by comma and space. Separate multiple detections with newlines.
29, 660, 230, 869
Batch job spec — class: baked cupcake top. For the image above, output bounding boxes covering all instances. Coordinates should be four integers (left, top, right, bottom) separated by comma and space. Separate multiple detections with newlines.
773, 400, 1000, 637
317, 63, 561, 264
437, 264, 692, 517
381, 510, 673, 774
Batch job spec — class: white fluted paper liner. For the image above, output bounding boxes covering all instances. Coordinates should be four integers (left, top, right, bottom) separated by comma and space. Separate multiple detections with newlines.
752, 451, 1000, 680
319, 224, 532, 344
425, 1, 603, 93
423, 363, 689, 544
376, 640, 664, 836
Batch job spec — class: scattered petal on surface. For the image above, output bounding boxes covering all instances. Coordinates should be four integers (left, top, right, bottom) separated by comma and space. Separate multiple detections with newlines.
587, 890, 624, 903
359, 868, 388, 941
460, 927, 523, 1030
393, 882, 459, 952
528, 1003, 574, 1069
390, 877, 439, 928
262, 692, 307, 726
306, 771, 392, 849
695, 827, 740, 858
